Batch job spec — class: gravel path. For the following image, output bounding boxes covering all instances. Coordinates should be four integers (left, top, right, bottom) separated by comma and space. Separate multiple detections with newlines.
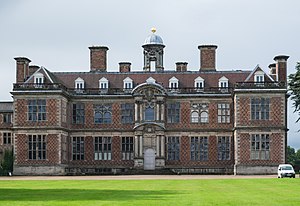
0, 175, 278, 180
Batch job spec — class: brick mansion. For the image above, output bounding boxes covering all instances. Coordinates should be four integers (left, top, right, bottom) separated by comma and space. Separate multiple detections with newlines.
0, 29, 289, 175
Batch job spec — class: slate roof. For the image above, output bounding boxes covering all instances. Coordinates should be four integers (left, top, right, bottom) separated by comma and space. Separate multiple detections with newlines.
0, 102, 13, 112
52, 70, 252, 89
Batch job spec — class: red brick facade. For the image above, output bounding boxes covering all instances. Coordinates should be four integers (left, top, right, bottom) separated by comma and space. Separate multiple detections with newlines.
1, 35, 289, 175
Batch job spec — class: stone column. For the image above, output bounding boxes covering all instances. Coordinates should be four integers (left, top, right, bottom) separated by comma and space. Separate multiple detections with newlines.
161, 136, 165, 157
156, 135, 160, 157
134, 136, 139, 157
161, 104, 165, 121
156, 102, 160, 121
139, 135, 143, 157
135, 103, 139, 122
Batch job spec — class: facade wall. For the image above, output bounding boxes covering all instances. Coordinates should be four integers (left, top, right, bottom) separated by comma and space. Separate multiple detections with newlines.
14, 132, 60, 165
235, 93, 285, 128
165, 134, 234, 168
14, 97, 61, 127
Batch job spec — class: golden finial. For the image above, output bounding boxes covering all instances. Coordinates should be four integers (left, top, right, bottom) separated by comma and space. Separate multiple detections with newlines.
151, 27, 156, 33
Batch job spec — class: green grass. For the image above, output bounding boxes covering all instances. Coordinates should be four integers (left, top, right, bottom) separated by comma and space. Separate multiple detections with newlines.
0, 178, 300, 205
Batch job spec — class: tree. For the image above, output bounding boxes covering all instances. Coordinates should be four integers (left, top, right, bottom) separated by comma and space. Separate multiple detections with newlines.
287, 146, 296, 165
289, 62, 300, 123
0, 149, 14, 176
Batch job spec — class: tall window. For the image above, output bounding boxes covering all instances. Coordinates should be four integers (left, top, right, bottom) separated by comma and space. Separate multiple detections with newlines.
218, 103, 230, 123
167, 136, 180, 160
3, 113, 12, 123
121, 103, 134, 124
94, 137, 112, 160
144, 103, 155, 121
122, 137, 134, 160
3, 132, 12, 145
72, 103, 85, 124
251, 134, 270, 160
72, 137, 84, 160
251, 98, 270, 120
28, 99, 46, 121
218, 136, 230, 160
190, 136, 208, 161
191, 103, 209, 123
94, 104, 112, 124
167, 102, 180, 123
28, 134, 46, 160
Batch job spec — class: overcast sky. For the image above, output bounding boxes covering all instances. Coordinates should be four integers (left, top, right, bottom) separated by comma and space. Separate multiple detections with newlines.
0, 0, 299, 149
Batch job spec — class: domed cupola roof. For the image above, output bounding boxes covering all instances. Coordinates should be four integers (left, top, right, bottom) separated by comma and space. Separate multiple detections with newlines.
143, 28, 164, 46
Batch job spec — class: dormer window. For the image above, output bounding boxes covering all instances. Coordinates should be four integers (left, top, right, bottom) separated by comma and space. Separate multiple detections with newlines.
34, 72, 44, 87
99, 77, 109, 89
75, 77, 84, 91
194, 76, 204, 90
254, 71, 264, 86
219, 76, 228, 90
169, 76, 179, 89
123, 77, 133, 89
146, 77, 156, 84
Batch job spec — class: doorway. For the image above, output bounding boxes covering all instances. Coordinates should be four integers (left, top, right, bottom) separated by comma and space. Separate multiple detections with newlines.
144, 148, 155, 170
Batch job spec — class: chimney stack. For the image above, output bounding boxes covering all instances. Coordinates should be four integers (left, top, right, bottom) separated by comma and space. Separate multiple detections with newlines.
176, 62, 188, 72
89, 46, 109, 72
119, 62, 131, 73
198, 45, 217, 71
14, 57, 31, 83
274, 55, 289, 83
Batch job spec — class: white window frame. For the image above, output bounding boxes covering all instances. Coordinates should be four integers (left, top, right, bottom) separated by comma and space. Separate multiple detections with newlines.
123, 77, 133, 89
99, 77, 109, 89
194, 76, 204, 90
75, 77, 85, 91
34, 72, 44, 87
169, 76, 179, 89
218, 76, 228, 88
254, 71, 265, 86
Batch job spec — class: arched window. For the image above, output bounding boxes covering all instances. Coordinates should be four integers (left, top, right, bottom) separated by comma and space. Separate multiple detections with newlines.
94, 111, 101, 123
103, 112, 112, 123
200, 111, 208, 123
191, 111, 199, 123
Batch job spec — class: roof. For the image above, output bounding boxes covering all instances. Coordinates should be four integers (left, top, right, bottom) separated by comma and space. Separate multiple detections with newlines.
0, 102, 13, 112
52, 70, 251, 89
143, 33, 164, 46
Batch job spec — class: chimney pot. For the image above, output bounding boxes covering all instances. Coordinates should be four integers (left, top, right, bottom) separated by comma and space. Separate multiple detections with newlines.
175, 62, 188, 72
119, 62, 131, 73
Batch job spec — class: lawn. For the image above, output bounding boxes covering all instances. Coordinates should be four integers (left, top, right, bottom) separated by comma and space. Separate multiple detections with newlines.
0, 178, 299, 205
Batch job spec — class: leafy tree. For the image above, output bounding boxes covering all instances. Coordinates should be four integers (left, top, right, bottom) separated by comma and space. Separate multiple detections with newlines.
287, 146, 296, 165
289, 62, 300, 123
0, 149, 14, 176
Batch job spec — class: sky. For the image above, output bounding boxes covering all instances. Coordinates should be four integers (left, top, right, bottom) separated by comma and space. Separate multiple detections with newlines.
0, 0, 299, 148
